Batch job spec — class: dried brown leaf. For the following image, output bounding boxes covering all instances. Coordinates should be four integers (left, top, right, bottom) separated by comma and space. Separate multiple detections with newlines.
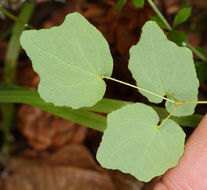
18, 105, 87, 151
3, 166, 116, 190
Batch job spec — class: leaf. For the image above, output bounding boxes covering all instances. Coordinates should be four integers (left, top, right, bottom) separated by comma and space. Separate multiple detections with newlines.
150, 15, 168, 30
131, 0, 144, 8
0, 83, 203, 128
4, 145, 116, 190
116, 0, 127, 11
173, 7, 192, 27
129, 21, 199, 116
20, 12, 113, 109
169, 30, 188, 46
198, 64, 207, 82
97, 103, 185, 182
195, 61, 205, 69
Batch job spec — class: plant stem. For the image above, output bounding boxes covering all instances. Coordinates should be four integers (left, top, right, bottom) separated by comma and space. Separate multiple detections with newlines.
185, 43, 207, 62
0, 6, 35, 29
146, 0, 207, 63
146, 0, 172, 31
157, 105, 178, 129
179, 101, 207, 105
103, 76, 175, 104
103, 77, 207, 106
2, 104, 14, 157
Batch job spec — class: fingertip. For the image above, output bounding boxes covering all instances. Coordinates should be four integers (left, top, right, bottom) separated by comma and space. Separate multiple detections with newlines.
202, 114, 207, 125
153, 182, 169, 190
156, 114, 207, 190
186, 113, 207, 150
199, 113, 207, 126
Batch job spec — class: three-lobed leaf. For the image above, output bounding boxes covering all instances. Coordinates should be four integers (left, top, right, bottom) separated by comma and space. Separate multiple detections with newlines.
97, 103, 186, 182
20, 12, 113, 109
129, 21, 199, 116
173, 7, 192, 27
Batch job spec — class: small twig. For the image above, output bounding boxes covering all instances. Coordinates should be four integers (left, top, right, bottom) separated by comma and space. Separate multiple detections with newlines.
146, 0, 172, 31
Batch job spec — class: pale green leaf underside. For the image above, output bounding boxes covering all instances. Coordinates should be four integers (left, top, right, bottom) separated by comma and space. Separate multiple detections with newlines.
97, 103, 185, 182
20, 12, 113, 109
129, 21, 199, 116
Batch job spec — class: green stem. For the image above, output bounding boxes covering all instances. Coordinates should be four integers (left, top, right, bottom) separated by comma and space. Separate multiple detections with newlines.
0, 6, 35, 29
146, 0, 172, 31
2, 2, 36, 158
185, 43, 207, 62
177, 100, 207, 105
103, 76, 175, 104
157, 105, 178, 129
103, 77, 207, 107
2, 103, 14, 158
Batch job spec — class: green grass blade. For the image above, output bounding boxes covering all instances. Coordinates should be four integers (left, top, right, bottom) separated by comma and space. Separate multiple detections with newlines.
86, 98, 130, 113
32, 103, 107, 132
4, 2, 36, 83
0, 83, 106, 132
0, 83, 203, 128
2, 2, 35, 156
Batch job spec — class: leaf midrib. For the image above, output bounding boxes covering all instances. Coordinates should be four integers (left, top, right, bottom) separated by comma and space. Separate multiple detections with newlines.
30, 42, 99, 77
